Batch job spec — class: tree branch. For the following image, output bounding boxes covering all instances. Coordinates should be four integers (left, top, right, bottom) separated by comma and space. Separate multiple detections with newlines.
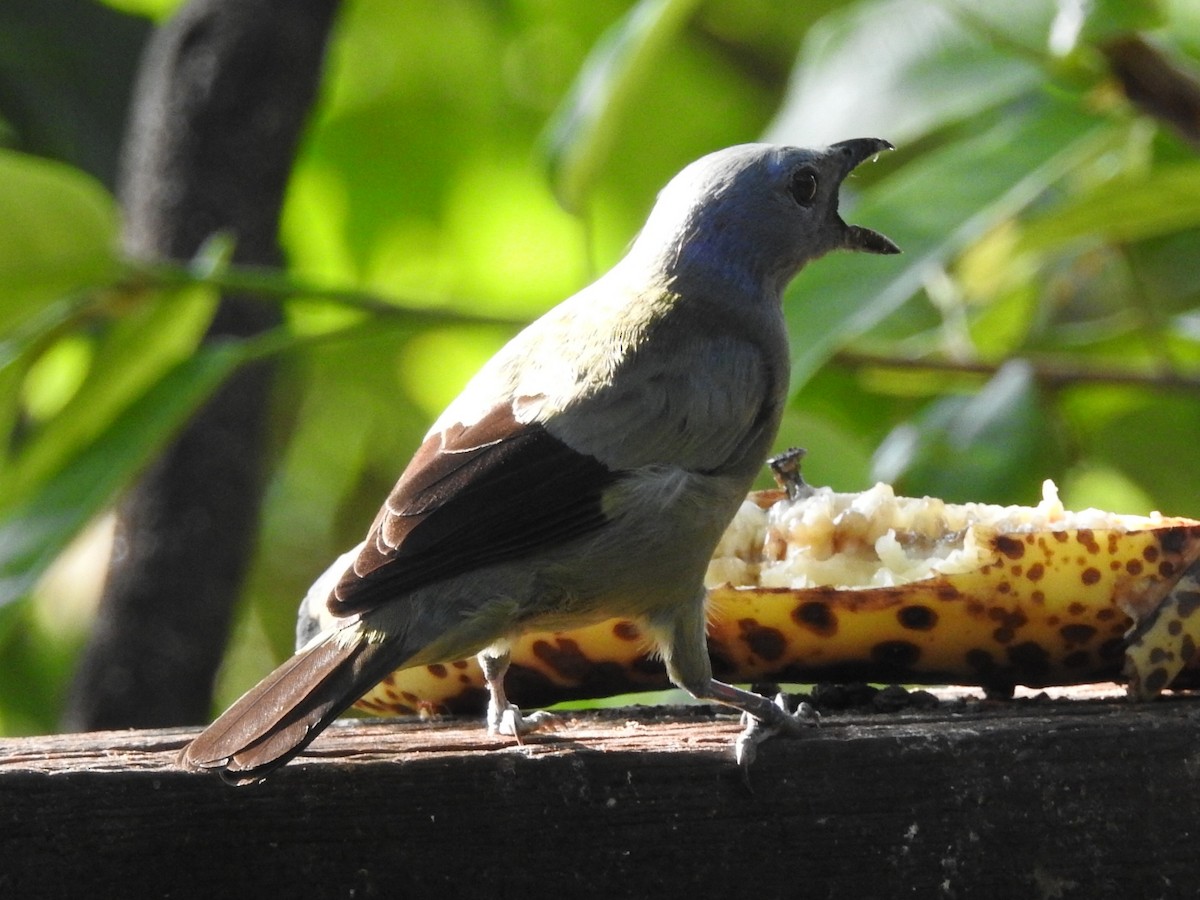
833, 349, 1200, 392
63, 0, 341, 731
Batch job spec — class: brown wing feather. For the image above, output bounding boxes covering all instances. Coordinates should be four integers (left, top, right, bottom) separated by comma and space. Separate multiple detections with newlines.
181, 403, 618, 783
179, 631, 399, 784
329, 402, 617, 615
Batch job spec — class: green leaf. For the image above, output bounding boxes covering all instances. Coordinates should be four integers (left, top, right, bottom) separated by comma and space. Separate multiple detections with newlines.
0, 287, 218, 504
0, 340, 252, 608
0, 599, 79, 735
870, 360, 1054, 503
1017, 162, 1200, 250
1060, 462, 1156, 515
1063, 388, 1200, 518
19, 333, 92, 421
0, 150, 120, 336
94, 0, 182, 20
1078, 0, 1165, 45
541, 0, 704, 213
783, 95, 1108, 391
765, 0, 1047, 148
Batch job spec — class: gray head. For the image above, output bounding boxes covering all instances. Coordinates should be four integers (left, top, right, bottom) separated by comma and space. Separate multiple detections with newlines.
627, 140, 900, 298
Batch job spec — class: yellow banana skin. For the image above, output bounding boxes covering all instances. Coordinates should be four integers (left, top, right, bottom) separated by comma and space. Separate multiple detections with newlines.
707, 493, 1200, 699
349, 487, 1200, 716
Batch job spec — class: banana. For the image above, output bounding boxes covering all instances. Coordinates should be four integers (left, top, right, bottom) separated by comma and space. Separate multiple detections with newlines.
327, 454, 1200, 716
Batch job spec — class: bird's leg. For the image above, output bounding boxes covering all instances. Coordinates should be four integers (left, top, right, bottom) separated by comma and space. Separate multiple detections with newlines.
478, 648, 559, 741
711, 682, 819, 766
692, 676, 818, 767
657, 595, 818, 766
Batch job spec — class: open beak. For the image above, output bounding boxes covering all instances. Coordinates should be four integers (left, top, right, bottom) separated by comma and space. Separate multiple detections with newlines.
830, 138, 901, 256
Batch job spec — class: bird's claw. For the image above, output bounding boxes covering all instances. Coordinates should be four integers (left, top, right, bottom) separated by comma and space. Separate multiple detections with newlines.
735, 693, 819, 767
489, 705, 562, 743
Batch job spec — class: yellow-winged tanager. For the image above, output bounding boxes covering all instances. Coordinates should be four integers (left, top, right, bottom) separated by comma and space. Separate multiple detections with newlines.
181, 140, 899, 783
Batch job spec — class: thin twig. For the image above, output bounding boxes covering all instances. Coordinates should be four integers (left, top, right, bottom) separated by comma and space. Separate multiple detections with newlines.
121, 259, 531, 329
833, 349, 1200, 392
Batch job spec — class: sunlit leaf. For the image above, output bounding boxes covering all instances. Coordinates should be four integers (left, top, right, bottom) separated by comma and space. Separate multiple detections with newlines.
0, 287, 218, 504
0, 340, 252, 608
870, 360, 1055, 502
783, 95, 1107, 390
0, 150, 120, 335
1017, 162, 1200, 249
1064, 388, 1200, 516
542, 0, 704, 213
19, 333, 92, 421
0, 599, 79, 735
95, 0, 183, 20
765, 0, 1047, 148
1061, 462, 1156, 515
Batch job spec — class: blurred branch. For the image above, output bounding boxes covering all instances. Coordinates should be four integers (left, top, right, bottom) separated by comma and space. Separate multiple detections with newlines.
121, 259, 530, 328
63, 0, 341, 732
834, 350, 1200, 392
1102, 35, 1200, 150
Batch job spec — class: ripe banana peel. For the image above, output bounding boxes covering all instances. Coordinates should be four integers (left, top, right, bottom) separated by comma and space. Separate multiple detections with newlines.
339, 464, 1200, 716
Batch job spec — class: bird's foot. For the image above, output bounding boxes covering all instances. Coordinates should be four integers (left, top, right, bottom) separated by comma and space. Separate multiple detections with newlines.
734, 693, 819, 767
488, 704, 562, 743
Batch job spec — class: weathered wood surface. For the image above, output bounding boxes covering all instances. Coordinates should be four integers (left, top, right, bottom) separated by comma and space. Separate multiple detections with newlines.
2, 694, 1199, 899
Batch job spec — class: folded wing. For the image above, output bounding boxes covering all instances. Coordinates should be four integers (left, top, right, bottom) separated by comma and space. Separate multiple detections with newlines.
330, 400, 619, 615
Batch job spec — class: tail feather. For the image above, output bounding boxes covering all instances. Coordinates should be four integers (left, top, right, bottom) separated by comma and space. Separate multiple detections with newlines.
180, 630, 399, 784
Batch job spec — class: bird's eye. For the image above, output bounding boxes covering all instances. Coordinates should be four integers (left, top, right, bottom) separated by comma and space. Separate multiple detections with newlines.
788, 169, 818, 206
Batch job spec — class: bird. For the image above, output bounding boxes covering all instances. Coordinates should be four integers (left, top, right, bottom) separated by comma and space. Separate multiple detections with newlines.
180, 139, 900, 784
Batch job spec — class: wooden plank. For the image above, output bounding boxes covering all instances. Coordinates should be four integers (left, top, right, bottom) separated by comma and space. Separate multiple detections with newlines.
2, 696, 1198, 899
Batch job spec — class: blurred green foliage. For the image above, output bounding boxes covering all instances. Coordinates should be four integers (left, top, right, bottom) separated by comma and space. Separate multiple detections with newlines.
0, 0, 1197, 734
